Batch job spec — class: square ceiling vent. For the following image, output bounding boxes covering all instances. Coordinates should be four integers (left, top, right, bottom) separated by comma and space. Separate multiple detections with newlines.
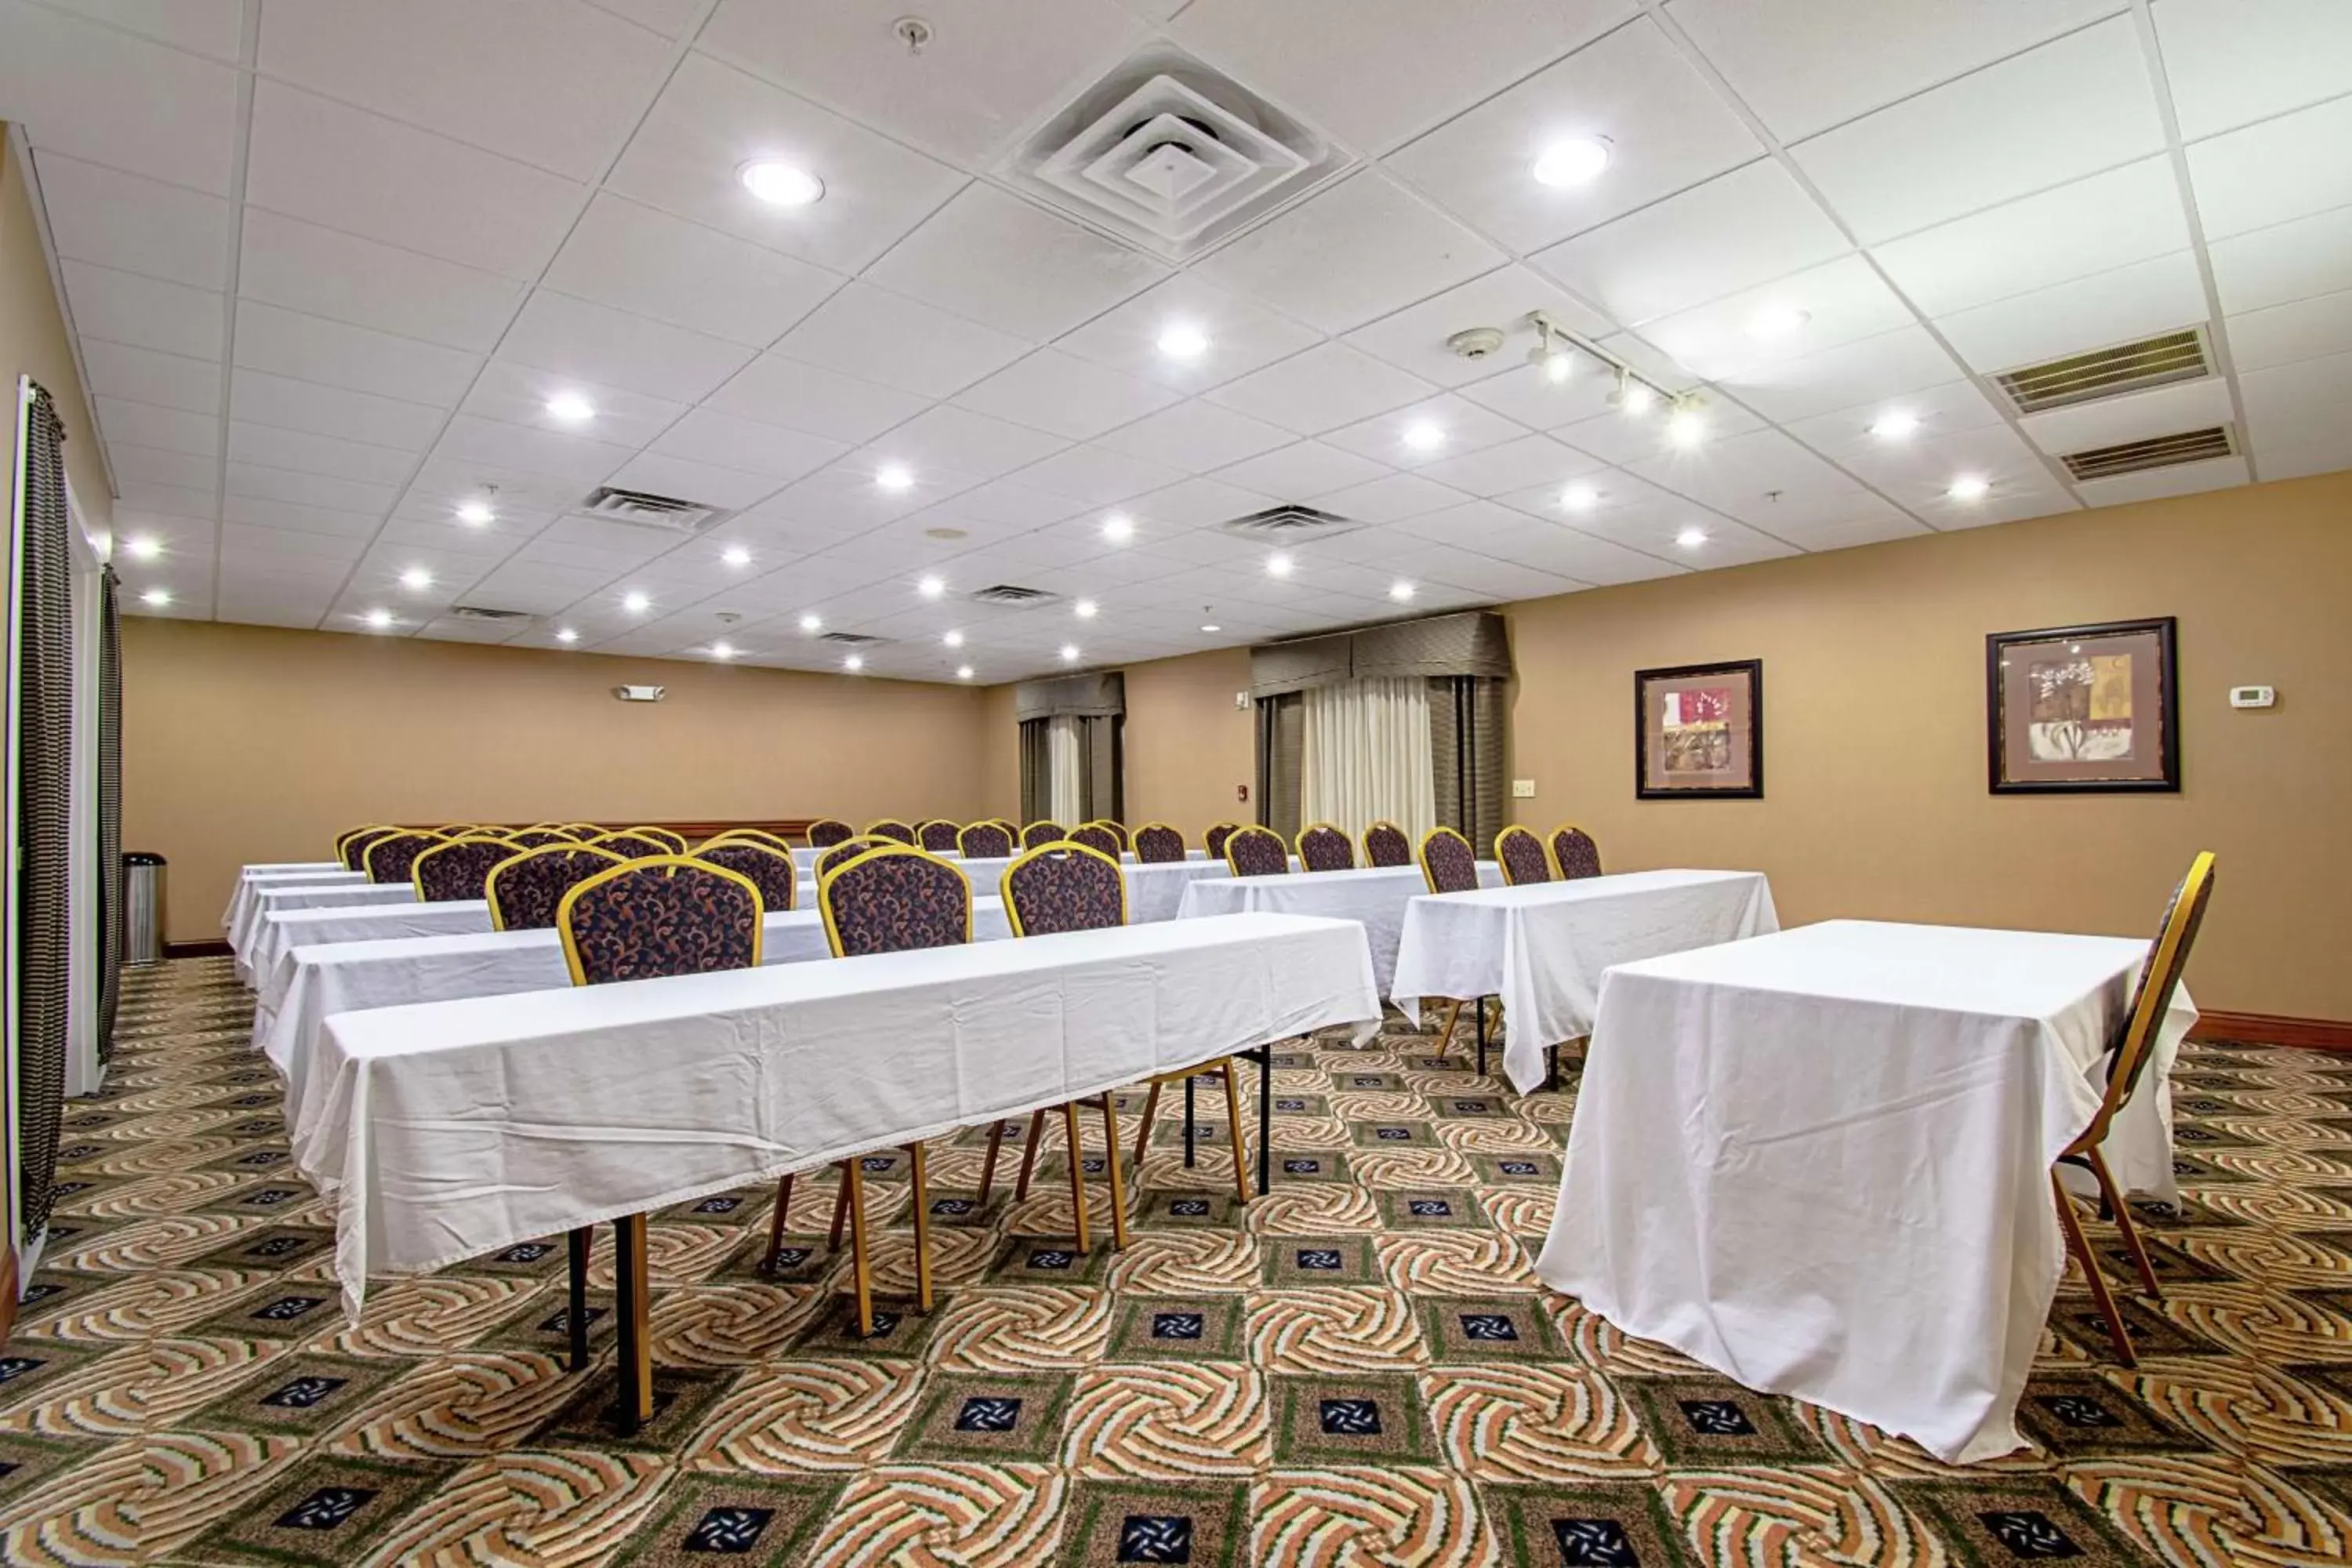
1001, 44, 1352, 260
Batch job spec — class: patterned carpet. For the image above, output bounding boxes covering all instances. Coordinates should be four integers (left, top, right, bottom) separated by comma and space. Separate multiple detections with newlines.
2, 958, 2350, 1566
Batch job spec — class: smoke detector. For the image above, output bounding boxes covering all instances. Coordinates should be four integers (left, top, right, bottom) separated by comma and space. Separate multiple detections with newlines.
1446, 327, 1506, 361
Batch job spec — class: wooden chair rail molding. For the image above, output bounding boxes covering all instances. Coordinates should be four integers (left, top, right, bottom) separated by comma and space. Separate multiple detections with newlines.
2187, 1011, 2352, 1054
401, 818, 821, 840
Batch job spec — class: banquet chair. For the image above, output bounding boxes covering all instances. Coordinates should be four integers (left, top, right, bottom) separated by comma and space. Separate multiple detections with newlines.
1414, 827, 1483, 1061
590, 831, 671, 860
435, 823, 483, 835
485, 844, 626, 931
693, 840, 797, 911
865, 818, 916, 844
1223, 825, 1290, 877
1203, 822, 1240, 859
506, 828, 575, 849
916, 818, 962, 852
1132, 822, 1185, 863
412, 836, 521, 902
957, 821, 1014, 858
1297, 822, 1355, 873
620, 826, 688, 853
338, 826, 397, 871
1495, 826, 1554, 886
816, 836, 888, 879
1022, 820, 1065, 850
1067, 822, 1120, 857
786, 844, 971, 1333
702, 827, 796, 855
1548, 824, 1604, 880
806, 818, 855, 848
1362, 820, 1412, 868
363, 830, 447, 886
2053, 851, 2216, 1368
1087, 819, 1131, 851
985, 843, 1135, 1251
562, 822, 605, 837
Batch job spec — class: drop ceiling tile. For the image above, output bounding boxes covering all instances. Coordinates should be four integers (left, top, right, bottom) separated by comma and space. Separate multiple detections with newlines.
949, 349, 1183, 441
499, 290, 756, 404
79, 340, 222, 416
234, 208, 524, 355
1385, 17, 1765, 253
602, 452, 789, 511
1167, 0, 1634, 153
1725, 325, 1969, 424
1791, 17, 2164, 245
462, 564, 621, 614
525, 515, 688, 568
2208, 205, 2352, 316
2016, 374, 2234, 456
702, 354, 929, 445
234, 301, 484, 405
544, 194, 846, 348
1050, 274, 1325, 394
2227, 289, 2352, 375
752, 460, 982, 532
772, 281, 1031, 398
1778, 379, 2007, 462
2073, 453, 2250, 506
701, 0, 1148, 162
1451, 360, 1626, 432
229, 421, 419, 486
2183, 94, 2352, 239
1123, 476, 1278, 528
1094, 399, 1291, 473
1014, 444, 1188, 504
1309, 472, 1470, 524
603, 51, 967, 276
869, 405, 1071, 482
245, 82, 585, 278
114, 480, 220, 518
1551, 396, 1764, 466
376, 515, 535, 563
1933, 251, 2210, 375
1917, 484, 2080, 530
922, 480, 1088, 530
1385, 539, 1597, 597
222, 493, 383, 539
2153, 0, 2352, 141
861, 184, 1168, 341
1191, 174, 1506, 335
1341, 266, 1611, 390
1320, 394, 1527, 470
1640, 255, 1916, 383
229, 368, 447, 452
1759, 510, 1933, 553
648, 407, 852, 481
60, 261, 222, 361
42, 0, 245, 58
93, 395, 216, 457
2248, 435, 2352, 481
1203, 343, 1437, 436
433, 413, 637, 485
2238, 347, 2352, 455
31, 151, 230, 290
107, 443, 219, 492
458, 361, 687, 449
0, 1, 240, 192
257, 0, 672, 181
1210, 441, 1392, 501
220, 522, 369, 564
1832, 421, 2057, 503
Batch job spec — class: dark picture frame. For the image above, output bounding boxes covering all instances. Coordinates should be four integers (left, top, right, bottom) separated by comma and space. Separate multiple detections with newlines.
1986, 617, 2180, 794
1635, 659, 1763, 800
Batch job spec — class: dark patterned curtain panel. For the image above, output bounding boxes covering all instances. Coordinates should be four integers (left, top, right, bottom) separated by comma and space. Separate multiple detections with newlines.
1018, 717, 1050, 826
14, 381, 71, 1235
98, 564, 123, 1059
1429, 676, 1505, 856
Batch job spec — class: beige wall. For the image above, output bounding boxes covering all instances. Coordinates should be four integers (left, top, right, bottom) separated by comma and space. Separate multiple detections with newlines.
1123, 645, 1254, 833
126, 619, 994, 938
1115, 472, 2352, 1021
1, 125, 111, 539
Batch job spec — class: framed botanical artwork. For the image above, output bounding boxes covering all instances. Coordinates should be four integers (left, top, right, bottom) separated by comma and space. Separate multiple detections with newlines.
1635, 659, 1762, 800
1986, 617, 2180, 793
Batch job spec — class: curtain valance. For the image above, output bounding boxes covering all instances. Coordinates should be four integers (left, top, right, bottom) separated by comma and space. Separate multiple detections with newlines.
1012, 670, 1124, 721
1249, 611, 1509, 697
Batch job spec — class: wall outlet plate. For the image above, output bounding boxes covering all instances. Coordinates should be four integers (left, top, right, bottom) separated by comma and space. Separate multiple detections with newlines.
612, 684, 666, 702
1511, 779, 1535, 798
1234, 691, 1249, 710
2229, 684, 2275, 709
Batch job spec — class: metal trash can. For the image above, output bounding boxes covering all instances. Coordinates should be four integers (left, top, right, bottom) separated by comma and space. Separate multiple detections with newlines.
124, 851, 165, 965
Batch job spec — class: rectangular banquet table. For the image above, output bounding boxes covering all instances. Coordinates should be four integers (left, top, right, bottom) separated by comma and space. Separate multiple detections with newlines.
1175, 861, 1502, 994
311, 910, 1381, 1423
227, 868, 368, 953
1534, 920, 2197, 1464
1390, 869, 1779, 1091
236, 884, 420, 979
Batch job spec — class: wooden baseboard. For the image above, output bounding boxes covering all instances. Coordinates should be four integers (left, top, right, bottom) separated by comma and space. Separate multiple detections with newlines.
162, 938, 233, 960
0, 1246, 17, 1345
2187, 1011, 2352, 1054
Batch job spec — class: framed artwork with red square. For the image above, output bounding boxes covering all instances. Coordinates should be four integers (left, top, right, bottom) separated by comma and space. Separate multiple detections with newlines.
1635, 660, 1762, 800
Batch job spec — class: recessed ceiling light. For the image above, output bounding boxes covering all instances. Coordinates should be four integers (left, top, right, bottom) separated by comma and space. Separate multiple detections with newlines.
1157, 323, 1209, 360
623, 590, 651, 613
1676, 526, 1709, 550
721, 544, 752, 567
943, 630, 964, 648
738, 160, 824, 207
1389, 581, 1415, 602
1947, 475, 1991, 501
1200, 622, 1221, 633
545, 393, 594, 423
124, 535, 162, 561
1074, 598, 1098, 619
1746, 304, 1811, 339
1870, 412, 1921, 439
456, 499, 495, 526
1101, 513, 1134, 543
956, 664, 975, 680
916, 574, 945, 598
1532, 135, 1613, 188
1561, 482, 1599, 511
399, 566, 432, 591
711, 641, 736, 660
140, 587, 171, 607
555, 626, 579, 644
799, 612, 822, 633
843, 653, 864, 672
1265, 553, 1293, 578
364, 608, 393, 630
1666, 407, 1707, 448
1402, 419, 1445, 452
877, 463, 914, 492
1060, 644, 1080, 663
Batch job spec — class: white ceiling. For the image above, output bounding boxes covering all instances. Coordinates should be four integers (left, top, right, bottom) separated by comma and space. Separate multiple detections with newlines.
5, 0, 2349, 683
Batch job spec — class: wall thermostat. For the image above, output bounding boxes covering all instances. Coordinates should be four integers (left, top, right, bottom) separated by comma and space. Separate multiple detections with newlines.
612, 684, 666, 703
2228, 685, 2274, 709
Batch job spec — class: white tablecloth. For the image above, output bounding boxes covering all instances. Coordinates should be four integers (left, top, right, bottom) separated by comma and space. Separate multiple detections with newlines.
310, 911, 1381, 1312
789, 845, 1207, 869
1176, 861, 1503, 993
1535, 920, 2197, 1464
226, 868, 368, 952
1391, 869, 1780, 1091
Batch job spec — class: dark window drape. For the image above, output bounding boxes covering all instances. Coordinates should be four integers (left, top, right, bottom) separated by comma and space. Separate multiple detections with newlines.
1018, 717, 1051, 825
1080, 714, 1123, 823
1430, 677, 1505, 857
1254, 692, 1303, 844
14, 380, 71, 1236
98, 564, 122, 1059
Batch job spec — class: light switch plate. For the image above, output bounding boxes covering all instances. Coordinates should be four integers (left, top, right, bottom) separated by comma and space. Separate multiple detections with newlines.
1512, 779, 1535, 798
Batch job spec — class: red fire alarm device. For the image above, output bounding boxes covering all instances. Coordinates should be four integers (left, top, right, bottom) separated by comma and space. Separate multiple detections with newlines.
1236, 783, 1249, 802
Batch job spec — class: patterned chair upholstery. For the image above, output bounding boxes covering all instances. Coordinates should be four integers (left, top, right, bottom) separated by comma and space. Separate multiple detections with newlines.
364, 830, 446, 885
1548, 825, 1603, 880
817, 837, 888, 879
1203, 822, 1240, 859
820, 848, 971, 957
705, 827, 795, 855
1418, 828, 1479, 894
916, 819, 962, 852
805, 818, 855, 849
1496, 826, 1553, 887
1297, 822, 1355, 873
486, 844, 626, 931
1022, 821, 1065, 850
623, 826, 688, 854
434, 824, 481, 836
1087, 820, 1131, 851
1067, 823, 1120, 857
338, 826, 396, 870
562, 823, 605, 837
1132, 822, 1185, 863
590, 832, 670, 860
1224, 826, 1290, 877
865, 819, 916, 845
506, 829, 575, 849
412, 836, 520, 902
957, 822, 1014, 858
1363, 821, 1412, 868
693, 840, 797, 912
558, 857, 763, 985
1000, 844, 1126, 936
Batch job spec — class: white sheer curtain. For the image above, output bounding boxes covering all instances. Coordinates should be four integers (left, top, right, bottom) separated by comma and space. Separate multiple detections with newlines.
1301, 677, 1436, 840
1047, 714, 1085, 825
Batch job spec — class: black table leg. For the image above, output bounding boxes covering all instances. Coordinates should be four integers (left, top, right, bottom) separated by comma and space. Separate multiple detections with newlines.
610, 1213, 652, 1436
1476, 997, 1488, 1079
565, 1225, 591, 1372
1257, 1047, 1272, 1196
1184, 1074, 1196, 1167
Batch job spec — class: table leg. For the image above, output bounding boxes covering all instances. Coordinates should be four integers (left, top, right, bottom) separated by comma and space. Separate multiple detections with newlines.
1476, 998, 1488, 1078
1257, 1047, 1272, 1197
1184, 1075, 1196, 1168
610, 1214, 652, 1434
906, 1142, 935, 1314
565, 1226, 591, 1373
844, 1159, 875, 1338
1098, 1094, 1131, 1250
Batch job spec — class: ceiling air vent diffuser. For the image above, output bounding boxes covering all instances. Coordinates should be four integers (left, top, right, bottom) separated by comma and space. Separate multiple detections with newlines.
1992, 328, 2211, 415
967, 584, 1062, 607
1002, 43, 1352, 260
818, 631, 888, 647
578, 486, 728, 535
448, 604, 534, 623
1219, 504, 1362, 544
2059, 424, 2236, 481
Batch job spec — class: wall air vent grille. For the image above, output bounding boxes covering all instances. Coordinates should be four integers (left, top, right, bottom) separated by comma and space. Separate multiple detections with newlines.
2060, 424, 2235, 481
967, 584, 1062, 606
1219, 504, 1361, 543
1993, 328, 2211, 415
578, 486, 728, 534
